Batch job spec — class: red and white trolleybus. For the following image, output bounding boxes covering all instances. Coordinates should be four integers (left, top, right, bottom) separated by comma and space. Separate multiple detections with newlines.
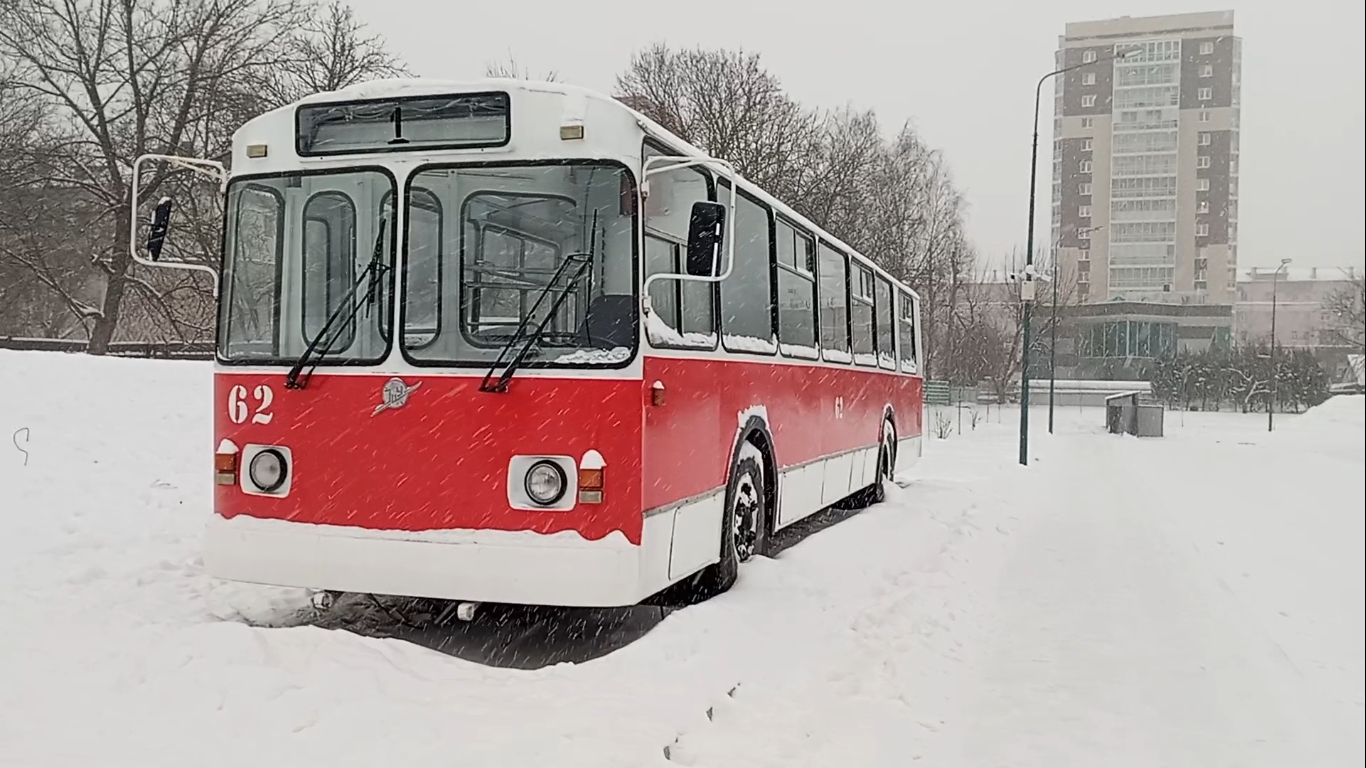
132, 78, 925, 608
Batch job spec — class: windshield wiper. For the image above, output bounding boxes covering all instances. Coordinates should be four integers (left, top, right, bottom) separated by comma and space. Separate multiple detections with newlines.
479, 212, 598, 393
285, 219, 389, 390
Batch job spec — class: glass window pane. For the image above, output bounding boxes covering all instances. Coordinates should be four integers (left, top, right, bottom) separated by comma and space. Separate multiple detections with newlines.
301, 191, 357, 347
221, 185, 283, 358
875, 276, 895, 369
777, 268, 815, 349
721, 191, 775, 347
818, 243, 849, 358
403, 188, 443, 347
645, 235, 679, 331
898, 293, 919, 371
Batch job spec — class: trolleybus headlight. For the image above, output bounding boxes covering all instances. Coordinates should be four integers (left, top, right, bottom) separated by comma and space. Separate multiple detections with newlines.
248, 448, 288, 493
524, 460, 567, 506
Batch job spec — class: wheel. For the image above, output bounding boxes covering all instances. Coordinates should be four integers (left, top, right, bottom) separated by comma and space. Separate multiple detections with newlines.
868, 419, 897, 504
683, 442, 768, 602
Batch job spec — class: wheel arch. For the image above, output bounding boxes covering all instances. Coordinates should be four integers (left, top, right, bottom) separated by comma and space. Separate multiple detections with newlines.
732, 413, 779, 535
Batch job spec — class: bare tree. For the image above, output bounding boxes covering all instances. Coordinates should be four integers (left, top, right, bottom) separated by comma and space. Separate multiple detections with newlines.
614, 44, 824, 200
484, 52, 559, 82
1322, 273, 1365, 350
0, 0, 407, 350
265, 0, 407, 105
941, 252, 1080, 401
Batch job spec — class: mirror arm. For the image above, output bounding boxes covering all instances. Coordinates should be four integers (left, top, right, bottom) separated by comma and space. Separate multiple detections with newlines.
129, 153, 227, 299
641, 155, 738, 301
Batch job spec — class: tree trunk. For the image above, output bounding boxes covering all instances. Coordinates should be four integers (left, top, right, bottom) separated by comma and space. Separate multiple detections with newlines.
88, 206, 132, 356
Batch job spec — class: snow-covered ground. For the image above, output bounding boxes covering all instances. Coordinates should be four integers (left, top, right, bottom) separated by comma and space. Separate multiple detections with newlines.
1, 349, 1362, 767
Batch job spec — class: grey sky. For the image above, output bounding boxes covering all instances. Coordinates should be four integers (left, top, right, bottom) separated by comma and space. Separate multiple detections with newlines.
349, 0, 1364, 270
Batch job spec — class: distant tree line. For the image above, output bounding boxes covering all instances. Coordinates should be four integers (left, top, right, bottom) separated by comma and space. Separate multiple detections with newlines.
1148, 344, 1330, 413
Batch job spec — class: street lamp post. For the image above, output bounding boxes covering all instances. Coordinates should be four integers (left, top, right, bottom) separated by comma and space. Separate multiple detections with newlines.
1049, 225, 1102, 434
1049, 252, 1059, 434
1019, 50, 1130, 466
1268, 257, 1291, 432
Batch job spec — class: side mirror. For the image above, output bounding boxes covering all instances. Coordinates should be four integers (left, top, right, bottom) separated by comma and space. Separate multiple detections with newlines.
146, 197, 173, 261
685, 201, 725, 278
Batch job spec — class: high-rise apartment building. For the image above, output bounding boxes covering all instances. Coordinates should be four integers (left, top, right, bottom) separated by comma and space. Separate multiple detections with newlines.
1051, 11, 1241, 305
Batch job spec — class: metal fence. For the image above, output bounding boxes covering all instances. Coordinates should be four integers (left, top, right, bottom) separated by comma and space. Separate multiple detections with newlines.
0, 337, 214, 360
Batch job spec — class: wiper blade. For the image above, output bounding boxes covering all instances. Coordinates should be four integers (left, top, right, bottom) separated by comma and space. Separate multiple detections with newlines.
480, 213, 598, 393
285, 219, 388, 390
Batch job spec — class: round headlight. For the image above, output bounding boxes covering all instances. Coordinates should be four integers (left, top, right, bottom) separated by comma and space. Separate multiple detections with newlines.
248, 448, 288, 493
524, 460, 566, 506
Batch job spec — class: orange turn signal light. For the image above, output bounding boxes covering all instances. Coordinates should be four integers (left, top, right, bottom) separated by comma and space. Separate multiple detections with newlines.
578, 468, 603, 490
215, 452, 237, 485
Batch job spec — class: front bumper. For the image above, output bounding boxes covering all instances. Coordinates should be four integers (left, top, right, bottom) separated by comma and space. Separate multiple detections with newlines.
204, 513, 648, 607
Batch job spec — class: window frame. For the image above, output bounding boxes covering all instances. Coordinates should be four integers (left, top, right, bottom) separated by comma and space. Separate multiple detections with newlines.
717, 180, 778, 356
874, 273, 896, 371
642, 139, 719, 351
301, 189, 359, 351
398, 186, 444, 350
849, 260, 877, 368
774, 214, 819, 358
455, 190, 578, 350
816, 241, 852, 364
897, 290, 920, 373
294, 91, 512, 157
218, 182, 287, 361
216, 166, 399, 369
395, 158, 640, 371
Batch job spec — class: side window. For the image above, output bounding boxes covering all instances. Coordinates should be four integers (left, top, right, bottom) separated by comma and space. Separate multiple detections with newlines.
899, 292, 919, 372
775, 219, 816, 355
817, 243, 850, 362
404, 187, 443, 348
301, 191, 356, 347
850, 262, 875, 365
643, 145, 716, 347
720, 186, 776, 352
875, 275, 895, 370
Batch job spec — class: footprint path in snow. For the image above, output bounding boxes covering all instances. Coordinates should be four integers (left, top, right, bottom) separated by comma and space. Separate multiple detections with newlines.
659, 477, 1020, 767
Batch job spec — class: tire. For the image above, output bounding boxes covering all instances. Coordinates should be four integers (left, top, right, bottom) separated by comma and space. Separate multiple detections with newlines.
684, 443, 768, 601
869, 419, 897, 504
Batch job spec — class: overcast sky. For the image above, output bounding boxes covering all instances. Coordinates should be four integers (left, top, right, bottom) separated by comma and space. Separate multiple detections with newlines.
349, 0, 1364, 270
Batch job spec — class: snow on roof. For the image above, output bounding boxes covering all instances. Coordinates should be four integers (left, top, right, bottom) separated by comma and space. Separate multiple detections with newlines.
294, 77, 607, 106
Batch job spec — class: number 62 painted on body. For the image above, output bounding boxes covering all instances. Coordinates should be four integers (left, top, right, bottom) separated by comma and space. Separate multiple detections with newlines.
227, 384, 274, 425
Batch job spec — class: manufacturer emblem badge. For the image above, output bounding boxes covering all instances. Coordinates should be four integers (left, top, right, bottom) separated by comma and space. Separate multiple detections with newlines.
373, 377, 421, 415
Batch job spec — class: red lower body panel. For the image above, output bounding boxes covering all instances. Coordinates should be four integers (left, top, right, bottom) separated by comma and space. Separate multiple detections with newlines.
214, 372, 644, 543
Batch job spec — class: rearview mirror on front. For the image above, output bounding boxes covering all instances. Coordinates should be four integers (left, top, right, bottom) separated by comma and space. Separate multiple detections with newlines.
146, 197, 173, 261
685, 201, 726, 278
